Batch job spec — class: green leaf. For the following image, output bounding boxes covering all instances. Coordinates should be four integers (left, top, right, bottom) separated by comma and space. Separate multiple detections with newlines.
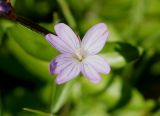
0, 20, 15, 46
69, 101, 108, 116
58, 0, 77, 29
97, 76, 122, 109
7, 24, 58, 61
0, 20, 15, 31
6, 37, 51, 80
23, 108, 51, 116
51, 82, 72, 113
0, 30, 3, 46
6, 38, 72, 113
100, 42, 142, 69
111, 90, 155, 116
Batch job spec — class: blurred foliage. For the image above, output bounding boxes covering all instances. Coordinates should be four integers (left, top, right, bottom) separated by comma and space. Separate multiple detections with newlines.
0, 0, 160, 116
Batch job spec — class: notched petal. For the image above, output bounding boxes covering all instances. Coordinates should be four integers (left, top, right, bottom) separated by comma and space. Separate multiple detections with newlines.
54, 23, 80, 52
83, 55, 111, 74
82, 23, 109, 54
81, 63, 102, 83
49, 54, 74, 75
45, 33, 73, 54
56, 63, 80, 84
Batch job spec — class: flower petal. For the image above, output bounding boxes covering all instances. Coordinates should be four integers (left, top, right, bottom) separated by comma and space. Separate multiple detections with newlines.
56, 61, 80, 84
81, 63, 101, 83
82, 23, 109, 54
83, 55, 111, 74
45, 34, 73, 54
50, 54, 75, 75
50, 58, 57, 75
54, 23, 80, 52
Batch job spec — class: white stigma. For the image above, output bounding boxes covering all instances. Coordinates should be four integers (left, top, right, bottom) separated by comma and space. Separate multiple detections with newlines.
74, 48, 86, 62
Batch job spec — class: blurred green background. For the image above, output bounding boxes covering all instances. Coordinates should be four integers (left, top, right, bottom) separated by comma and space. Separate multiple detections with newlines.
0, 0, 160, 116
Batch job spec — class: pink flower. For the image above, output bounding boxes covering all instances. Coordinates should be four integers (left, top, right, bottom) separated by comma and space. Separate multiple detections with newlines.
45, 23, 110, 84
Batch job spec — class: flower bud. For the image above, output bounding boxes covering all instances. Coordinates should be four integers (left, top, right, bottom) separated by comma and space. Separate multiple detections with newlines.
0, 1, 12, 15
0, 0, 16, 20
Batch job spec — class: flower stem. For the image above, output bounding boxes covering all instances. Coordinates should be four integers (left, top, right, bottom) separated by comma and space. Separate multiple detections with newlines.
50, 81, 65, 114
57, 0, 77, 29
15, 16, 53, 36
0, 0, 54, 36
50, 79, 72, 114
50, 81, 57, 113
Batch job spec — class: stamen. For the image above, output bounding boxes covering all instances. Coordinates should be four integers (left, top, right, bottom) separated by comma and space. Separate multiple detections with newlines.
73, 48, 86, 62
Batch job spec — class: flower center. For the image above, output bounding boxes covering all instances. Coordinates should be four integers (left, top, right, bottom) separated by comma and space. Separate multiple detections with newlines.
73, 48, 87, 62
75, 52, 83, 61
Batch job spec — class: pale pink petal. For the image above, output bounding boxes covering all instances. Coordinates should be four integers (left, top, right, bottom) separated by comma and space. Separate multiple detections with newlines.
81, 63, 101, 83
86, 32, 109, 54
56, 61, 80, 84
82, 23, 109, 54
45, 34, 73, 54
54, 23, 80, 52
50, 54, 74, 75
83, 55, 111, 74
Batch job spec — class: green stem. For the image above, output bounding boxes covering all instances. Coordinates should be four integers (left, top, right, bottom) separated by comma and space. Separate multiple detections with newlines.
23, 108, 51, 116
0, 1, 54, 36
57, 0, 77, 29
50, 80, 72, 114
50, 81, 57, 113
50, 82, 65, 114
16, 16, 53, 35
